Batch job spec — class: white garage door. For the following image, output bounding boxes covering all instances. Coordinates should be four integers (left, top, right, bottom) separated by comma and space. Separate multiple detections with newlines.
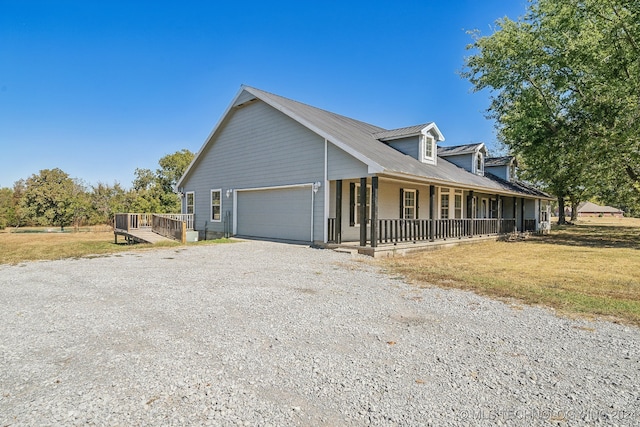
236, 187, 312, 242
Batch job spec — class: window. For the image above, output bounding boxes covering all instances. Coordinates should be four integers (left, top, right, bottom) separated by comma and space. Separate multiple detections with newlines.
476, 153, 484, 175
454, 191, 463, 219
421, 134, 435, 164
186, 192, 194, 214
490, 199, 498, 218
210, 189, 221, 222
477, 198, 488, 218
403, 189, 417, 219
440, 188, 450, 219
351, 183, 371, 226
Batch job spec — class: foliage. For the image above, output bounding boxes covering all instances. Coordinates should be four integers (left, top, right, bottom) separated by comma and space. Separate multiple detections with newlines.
6, 149, 195, 228
20, 168, 78, 231
463, 0, 640, 219
130, 149, 194, 213
0, 188, 13, 229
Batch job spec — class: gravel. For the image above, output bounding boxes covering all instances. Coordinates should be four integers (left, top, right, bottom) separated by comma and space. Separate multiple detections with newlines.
0, 240, 638, 426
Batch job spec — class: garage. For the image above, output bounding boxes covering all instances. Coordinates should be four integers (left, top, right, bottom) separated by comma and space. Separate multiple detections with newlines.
236, 186, 312, 242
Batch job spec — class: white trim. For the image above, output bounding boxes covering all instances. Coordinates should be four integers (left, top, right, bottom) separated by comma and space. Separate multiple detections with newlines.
420, 134, 436, 165
232, 182, 317, 242
353, 183, 372, 226
234, 182, 314, 192
232, 190, 238, 234
421, 122, 445, 141
185, 191, 195, 215
323, 139, 329, 243
402, 188, 417, 220
210, 189, 222, 222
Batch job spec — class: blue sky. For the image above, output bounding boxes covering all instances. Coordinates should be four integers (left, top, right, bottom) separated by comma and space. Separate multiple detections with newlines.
0, 0, 529, 188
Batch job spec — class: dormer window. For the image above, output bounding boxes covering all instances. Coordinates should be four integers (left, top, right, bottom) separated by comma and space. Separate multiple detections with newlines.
421, 134, 436, 165
475, 152, 484, 176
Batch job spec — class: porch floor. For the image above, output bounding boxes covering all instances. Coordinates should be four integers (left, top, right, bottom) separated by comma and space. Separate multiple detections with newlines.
323, 233, 511, 257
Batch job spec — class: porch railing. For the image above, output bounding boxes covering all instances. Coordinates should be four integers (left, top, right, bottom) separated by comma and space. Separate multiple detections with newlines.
377, 218, 518, 245
524, 219, 536, 232
326, 217, 521, 245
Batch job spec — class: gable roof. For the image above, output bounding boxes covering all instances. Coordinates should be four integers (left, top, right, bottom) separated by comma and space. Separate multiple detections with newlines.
485, 156, 516, 167
438, 143, 486, 156
578, 201, 623, 214
373, 123, 444, 141
178, 85, 551, 199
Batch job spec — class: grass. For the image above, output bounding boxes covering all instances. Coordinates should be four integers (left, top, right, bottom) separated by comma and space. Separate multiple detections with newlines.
0, 227, 233, 265
379, 216, 640, 326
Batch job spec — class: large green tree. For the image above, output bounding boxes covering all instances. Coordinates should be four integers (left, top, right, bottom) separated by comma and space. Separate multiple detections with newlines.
130, 149, 194, 213
463, 0, 639, 220
21, 168, 78, 230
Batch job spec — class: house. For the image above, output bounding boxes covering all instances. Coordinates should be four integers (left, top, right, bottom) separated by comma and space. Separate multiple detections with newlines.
576, 201, 624, 218
176, 85, 552, 255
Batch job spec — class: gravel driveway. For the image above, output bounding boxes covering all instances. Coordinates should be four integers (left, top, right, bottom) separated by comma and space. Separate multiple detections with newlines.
1, 240, 638, 426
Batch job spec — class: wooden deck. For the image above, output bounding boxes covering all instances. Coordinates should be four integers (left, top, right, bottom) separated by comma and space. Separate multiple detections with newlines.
114, 213, 195, 244
114, 227, 173, 244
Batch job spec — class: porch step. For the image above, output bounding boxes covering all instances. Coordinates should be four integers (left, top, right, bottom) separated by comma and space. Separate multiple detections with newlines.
333, 247, 359, 255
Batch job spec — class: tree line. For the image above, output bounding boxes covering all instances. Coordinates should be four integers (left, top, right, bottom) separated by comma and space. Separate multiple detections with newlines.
463, 0, 639, 222
0, 149, 194, 230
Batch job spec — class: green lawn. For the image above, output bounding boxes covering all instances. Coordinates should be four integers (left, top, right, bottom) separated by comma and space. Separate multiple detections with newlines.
379, 217, 640, 326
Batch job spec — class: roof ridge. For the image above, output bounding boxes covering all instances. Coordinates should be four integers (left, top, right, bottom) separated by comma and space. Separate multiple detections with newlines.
243, 86, 386, 133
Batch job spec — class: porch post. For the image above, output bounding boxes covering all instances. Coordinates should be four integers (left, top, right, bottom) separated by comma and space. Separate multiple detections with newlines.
429, 185, 435, 242
371, 177, 378, 248
359, 177, 367, 247
469, 191, 475, 237
497, 195, 502, 233
335, 180, 342, 244
513, 197, 517, 232
520, 197, 525, 232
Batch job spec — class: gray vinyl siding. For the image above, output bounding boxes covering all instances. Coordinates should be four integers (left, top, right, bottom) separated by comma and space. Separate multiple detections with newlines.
441, 153, 474, 173
180, 100, 325, 241
386, 136, 420, 160
486, 165, 508, 181
327, 143, 369, 180
338, 179, 432, 242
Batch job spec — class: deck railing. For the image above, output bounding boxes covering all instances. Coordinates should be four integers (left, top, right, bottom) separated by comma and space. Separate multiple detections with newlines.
114, 213, 154, 232
152, 215, 187, 243
114, 213, 194, 243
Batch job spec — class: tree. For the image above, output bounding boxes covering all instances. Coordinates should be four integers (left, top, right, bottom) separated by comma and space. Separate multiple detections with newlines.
463, 0, 640, 221
21, 168, 78, 231
0, 188, 13, 229
129, 150, 194, 213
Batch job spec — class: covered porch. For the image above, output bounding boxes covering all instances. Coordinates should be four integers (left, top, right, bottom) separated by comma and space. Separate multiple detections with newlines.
324, 176, 550, 255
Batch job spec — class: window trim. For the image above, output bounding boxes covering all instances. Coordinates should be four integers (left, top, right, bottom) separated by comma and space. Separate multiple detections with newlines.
454, 192, 463, 219
476, 152, 484, 175
210, 189, 222, 222
421, 133, 436, 165
185, 191, 195, 215
403, 189, 417, 220
440, 188, 450, 219
352, 183, 371, 227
